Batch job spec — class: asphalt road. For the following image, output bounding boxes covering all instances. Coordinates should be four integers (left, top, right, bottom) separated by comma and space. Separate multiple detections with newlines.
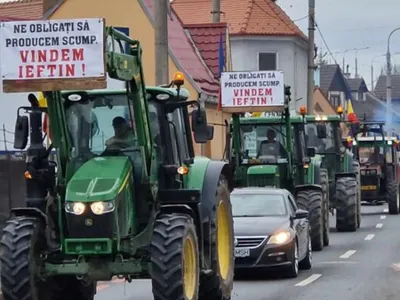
93, 203, 400, 300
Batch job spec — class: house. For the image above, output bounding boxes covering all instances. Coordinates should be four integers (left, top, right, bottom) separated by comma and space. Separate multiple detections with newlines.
172, 0, 308, 111
374, 74, 400, 112
318, 64, 351, 111
347, 78, 368, 101
0, 0, 233, 159
313, 87, 336, 115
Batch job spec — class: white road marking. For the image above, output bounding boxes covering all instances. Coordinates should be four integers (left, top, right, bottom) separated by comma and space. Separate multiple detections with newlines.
294, 274, 322, 287
380, 215, 387, 219
365, 234, 375, 241
376, 223, 383, 228
340, 250, 356, 259
318, 261, 358, 264
384, 208, 389, 213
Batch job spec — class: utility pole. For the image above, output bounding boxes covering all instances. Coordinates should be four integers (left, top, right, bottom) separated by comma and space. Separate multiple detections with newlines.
212, 0, 221, 22
154, 0, 169, 86
306, 0, 315, 115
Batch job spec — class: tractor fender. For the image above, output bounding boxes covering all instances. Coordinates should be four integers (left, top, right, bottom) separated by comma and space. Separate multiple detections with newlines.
309, 157, 322, 185
11, 207, 48, 225
335, 172, 357, 180
293, 184, 323, 197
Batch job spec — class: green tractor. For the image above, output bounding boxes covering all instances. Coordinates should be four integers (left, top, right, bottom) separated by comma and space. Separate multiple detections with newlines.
225, 87, 328, 251
346, 121, 400, 214
303, 115, 361, 233
0, 26, 235, 300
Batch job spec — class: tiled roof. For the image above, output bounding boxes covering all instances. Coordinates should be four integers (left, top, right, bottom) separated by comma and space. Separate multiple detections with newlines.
0, 0, 33, 3
0, 15, 28, 20
374, 74, 400, 100
184, 23, 227, 79
347, 78, 362, 91
319, 64, 339, 95
141, 0, 219, 97
0, 0, 42, 19
171, 0, 306, 39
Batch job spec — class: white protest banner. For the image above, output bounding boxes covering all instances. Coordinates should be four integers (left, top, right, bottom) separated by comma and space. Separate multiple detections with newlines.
0, 18, 106, 92
220, 71, 284, 113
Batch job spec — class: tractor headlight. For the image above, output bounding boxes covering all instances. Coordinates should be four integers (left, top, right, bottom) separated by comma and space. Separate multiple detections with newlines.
267, 231, 291, 245
65, 202, 86, 215
90, 201, 115, 215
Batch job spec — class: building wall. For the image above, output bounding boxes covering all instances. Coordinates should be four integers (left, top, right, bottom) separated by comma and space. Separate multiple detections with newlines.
230, 35, 308, 112
50, 0, 227, 158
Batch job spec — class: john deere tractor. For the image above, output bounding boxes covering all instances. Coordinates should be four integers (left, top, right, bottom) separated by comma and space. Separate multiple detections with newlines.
0, 26, 235, 300
303, 115, 361, 233
225, 87, 327, 251
346, 121, 400, 214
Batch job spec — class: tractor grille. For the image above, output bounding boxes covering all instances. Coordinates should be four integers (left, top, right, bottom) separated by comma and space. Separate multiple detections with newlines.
235, 236, 267, 248
247, 174, 275, 187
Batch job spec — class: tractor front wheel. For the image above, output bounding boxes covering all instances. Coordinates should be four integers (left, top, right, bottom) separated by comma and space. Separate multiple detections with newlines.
336, 177, 357, 232
320, 168, 330, 246
151, 214, 200, 300
199, 175, 234, 300
296, 189, 324, 251
387, 180, 400, 215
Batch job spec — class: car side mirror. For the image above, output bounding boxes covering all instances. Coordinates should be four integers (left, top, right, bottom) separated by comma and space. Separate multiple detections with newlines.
207, 125, 214, 140
316, 124, 327, 138
307, 147, 316, 157
191, 108, 208, 143
294, 209, 308, 219
14, 115, 29, 149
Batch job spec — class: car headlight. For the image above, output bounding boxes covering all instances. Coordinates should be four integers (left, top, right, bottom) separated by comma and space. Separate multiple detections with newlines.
65, 202, 86, 215
90, 201, 115, 215
267, 231, 291, 245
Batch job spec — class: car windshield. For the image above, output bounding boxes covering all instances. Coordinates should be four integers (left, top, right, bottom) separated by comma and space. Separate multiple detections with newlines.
240, 124, 286, 161
231, 193, 287, 217
358, 145, 392, 164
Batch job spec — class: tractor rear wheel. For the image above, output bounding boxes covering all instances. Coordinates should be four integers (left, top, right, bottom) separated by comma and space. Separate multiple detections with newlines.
296, 190, 324, 251
335, 177, 357, 232
387, 180, 400, 215
352, 161, 362, 228
0, 216, 54, 300
320, 169, 330, 246
199, 175, 234, 300
151, 214, 200, 300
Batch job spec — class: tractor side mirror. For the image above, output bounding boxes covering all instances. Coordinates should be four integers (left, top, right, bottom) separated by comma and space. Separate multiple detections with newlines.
316, 124, 327, 138
14, 115, 29, 149
351, 123, 360, 135
191, 108, 209, 143
207, 125, 214, 140
307, 147, 316, 157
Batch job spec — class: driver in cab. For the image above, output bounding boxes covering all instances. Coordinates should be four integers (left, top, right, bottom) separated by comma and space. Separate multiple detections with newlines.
105, 116, 137, 149
257, 129, 287, 158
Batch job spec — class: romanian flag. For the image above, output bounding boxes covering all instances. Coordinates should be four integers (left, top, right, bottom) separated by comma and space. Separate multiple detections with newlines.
38, 92, 51, 142
347, 100, 359, 123
217, 33, 225, 111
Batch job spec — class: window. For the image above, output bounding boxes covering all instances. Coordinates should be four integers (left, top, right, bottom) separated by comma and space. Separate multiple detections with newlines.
287, 194, 298, 213
231, 193, 287, 217
258, 53, 277, 71
330, 95, 341, 108
168, 108, 190, 163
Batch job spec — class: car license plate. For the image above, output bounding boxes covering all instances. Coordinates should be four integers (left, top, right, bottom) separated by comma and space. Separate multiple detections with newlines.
235, 248, 250, 257
361, 185, 376, 191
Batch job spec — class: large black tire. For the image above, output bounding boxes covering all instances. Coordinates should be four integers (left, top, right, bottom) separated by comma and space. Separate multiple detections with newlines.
299, 233, 312, 270
0, 217, 95, 300
387, 180, 400, 215
285, 241, 299, 278
320, 168, 330, 246
199, 175, 234, 300
335, 177, 357, 232
353, 161, 362, 228
151, 214, 200, 300
296, 190, 324, 251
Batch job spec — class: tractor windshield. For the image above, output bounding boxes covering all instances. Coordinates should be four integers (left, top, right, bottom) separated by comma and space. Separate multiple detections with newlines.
240, 124, 287, 162
65, 93, 136, 157
358, 145, 392, 164
305, 122, 337, 154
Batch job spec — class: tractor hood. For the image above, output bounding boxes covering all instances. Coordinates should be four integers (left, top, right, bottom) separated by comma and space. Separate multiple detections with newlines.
247, 165, 278, 175
66, 156, 132, 202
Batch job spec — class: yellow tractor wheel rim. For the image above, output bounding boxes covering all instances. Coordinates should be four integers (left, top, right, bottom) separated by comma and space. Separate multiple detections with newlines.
217, 200, 231, 280
183, 235, 196, 299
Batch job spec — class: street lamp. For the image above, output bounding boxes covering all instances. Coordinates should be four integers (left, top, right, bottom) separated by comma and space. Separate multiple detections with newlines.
386, 27, 400, 132
355, 47, 370, 78
370, 52, 400, 90
342, 48, 357, 71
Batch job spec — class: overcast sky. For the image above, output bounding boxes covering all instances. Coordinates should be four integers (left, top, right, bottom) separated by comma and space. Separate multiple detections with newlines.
277, 0, 400, 89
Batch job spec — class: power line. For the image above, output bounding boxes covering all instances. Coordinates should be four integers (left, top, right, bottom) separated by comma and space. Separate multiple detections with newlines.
313, 17, 338, 65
